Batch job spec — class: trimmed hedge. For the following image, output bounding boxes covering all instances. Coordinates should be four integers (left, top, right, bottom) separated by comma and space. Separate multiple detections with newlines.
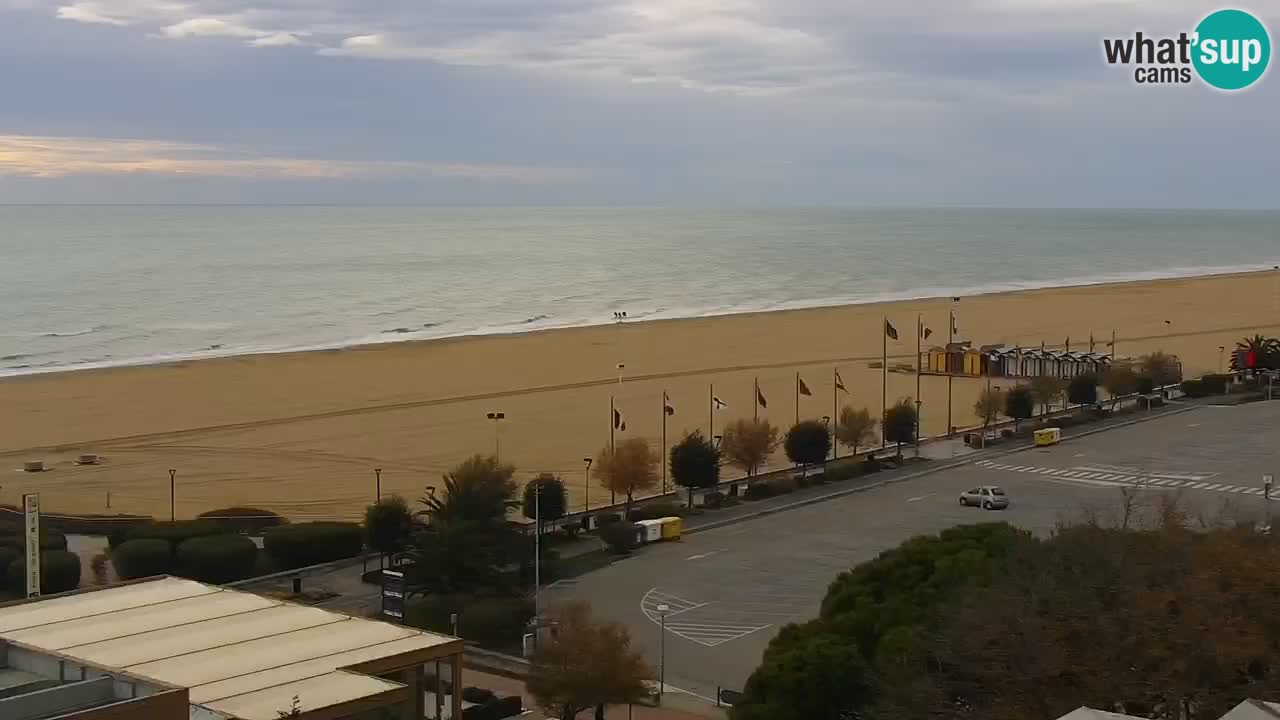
595, 513, 622, 527
0, 547, 19, 591
112, 539, 174, 580
6, 551, 81, 595
0, 530, 68, 553
196, 507, 286, 534
406, 594, 534, 650
703, 491, 727, 508
176, 535, 259, 584
0, 507, 152, 537
1200, 374, 1230, 395
601, 521, 640, 554
263, 522, 363, 569
110, 520, 226, 549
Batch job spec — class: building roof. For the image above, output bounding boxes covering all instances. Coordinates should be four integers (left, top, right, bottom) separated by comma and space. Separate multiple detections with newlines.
0, 577, 460, 720
1222, 699, 1280, 719
1057, 708, 1147, 720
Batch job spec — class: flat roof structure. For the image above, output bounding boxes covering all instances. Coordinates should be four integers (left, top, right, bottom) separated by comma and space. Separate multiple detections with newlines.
0, 576, 464, 720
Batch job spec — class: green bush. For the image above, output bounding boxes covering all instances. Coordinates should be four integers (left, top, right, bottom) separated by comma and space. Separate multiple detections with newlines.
0, 530, 67, 553
6, 551, 81, 595
825, 462, 865, 482
112, 520, 226, 549
176, 535, 259, 584
263, 522, 363, 569
595, 513, 622, 527
744, 477, 797, 501
197, 507, 286, 534
703, 491, 727, 508
1180, 379, 1207, 398
1136, 376, 1156, 394
1199, 374, 1230, 395
406, 595, 534, 650
112, 539, 174, 580
0, 547, 19, 591
601, 521, 640, 554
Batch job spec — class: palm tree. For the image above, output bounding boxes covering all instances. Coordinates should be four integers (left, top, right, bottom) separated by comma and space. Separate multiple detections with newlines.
1231, 335, 1280, 371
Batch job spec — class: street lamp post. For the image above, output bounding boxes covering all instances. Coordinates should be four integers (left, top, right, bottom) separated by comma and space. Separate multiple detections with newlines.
374, 467, 382, 502
169, 469, 176, 522
583, 457, 593, 512
656, 603, 670, 703
1219, 346, 1225, 374
534, 481, 541, 623
821, 416, 831, 460
486, 412, 506, 461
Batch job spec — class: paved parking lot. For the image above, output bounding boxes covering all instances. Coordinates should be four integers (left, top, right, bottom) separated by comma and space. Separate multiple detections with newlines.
550, 400, 1280, 701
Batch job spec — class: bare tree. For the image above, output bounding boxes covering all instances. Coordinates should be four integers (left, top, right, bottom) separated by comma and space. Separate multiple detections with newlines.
836, 406, 876, 454
1102, 362, 1139, 410
720, 417, 781, 478
596, 437, 659, 516
974, 387, 1006, 433
1029, 375, 1066, 417
527, 602, 654, 720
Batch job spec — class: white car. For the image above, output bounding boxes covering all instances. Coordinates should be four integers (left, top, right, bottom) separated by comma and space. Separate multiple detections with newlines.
960, 485, 1009, 510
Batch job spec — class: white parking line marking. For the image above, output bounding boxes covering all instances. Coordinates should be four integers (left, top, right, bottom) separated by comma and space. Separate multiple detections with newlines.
1203, 484, 1223, 491
907, 494, 934, 502
687, 551, 721, 561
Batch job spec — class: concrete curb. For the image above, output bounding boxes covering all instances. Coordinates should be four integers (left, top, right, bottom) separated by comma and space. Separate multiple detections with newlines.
683, 404, 1201, 537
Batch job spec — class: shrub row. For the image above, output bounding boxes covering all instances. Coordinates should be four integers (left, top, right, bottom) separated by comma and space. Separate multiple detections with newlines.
196, 507, 286, 534
262, 522, 364, 570
0, 508, 152, 537
601, 521, 640, 554
108, 520, 226, 549
0, 530, 68, 553
625, 502, 683, 522
406, 595, 533, 650
1, 551, 81, 595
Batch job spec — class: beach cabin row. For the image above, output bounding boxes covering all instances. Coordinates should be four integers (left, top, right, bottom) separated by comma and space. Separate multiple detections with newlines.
924, 342, 1112, 379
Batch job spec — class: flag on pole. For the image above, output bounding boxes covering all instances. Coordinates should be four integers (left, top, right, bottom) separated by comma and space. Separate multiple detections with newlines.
613, 408, 626, 431
798, 376, 812, 396
757, 386, 768, 408
922, 326, 933, 339
664, 392, 675, 416
951, 314, 958, 335
834, 370, 847, 393
884, 320, 898, 340
713, 396, 728, 410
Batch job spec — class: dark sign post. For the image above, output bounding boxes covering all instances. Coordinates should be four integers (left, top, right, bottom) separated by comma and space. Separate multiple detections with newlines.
381, 570, 405, 623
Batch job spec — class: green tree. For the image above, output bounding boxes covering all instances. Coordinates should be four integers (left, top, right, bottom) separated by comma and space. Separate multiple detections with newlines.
522, 474, 568, 535
835, 405, 876, 454
1068, 373, 1099, 406
1231, 334, 1280, 371
596, 437, 660, 517
784, 420, 832, 466
669, 431, 720, 507
1029, 375, 1065, 416
721, 418, 780, 477
1004, 385, 1034, 431
881, 398, 917, 456
364, 495, 414, 560
527, 602, 654, 720
733, 523, 1029, 720
407, 456, 522, 596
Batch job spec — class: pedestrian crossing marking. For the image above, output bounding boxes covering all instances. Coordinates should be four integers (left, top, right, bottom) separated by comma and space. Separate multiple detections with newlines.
974, 459, 1266, 499
641, 588, 773, 648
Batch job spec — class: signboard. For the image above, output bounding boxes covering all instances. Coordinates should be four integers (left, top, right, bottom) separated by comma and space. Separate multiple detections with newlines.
23, 494, 40, 598
380, 570, 405, 622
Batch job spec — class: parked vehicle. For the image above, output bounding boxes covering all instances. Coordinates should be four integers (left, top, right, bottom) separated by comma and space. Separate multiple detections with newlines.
960, 486, 1009, 510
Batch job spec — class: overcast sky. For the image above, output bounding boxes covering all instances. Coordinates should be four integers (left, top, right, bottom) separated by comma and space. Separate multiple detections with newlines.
0, 0, 1275, 206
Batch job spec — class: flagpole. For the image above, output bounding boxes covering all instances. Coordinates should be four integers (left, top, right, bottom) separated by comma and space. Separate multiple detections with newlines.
832, 367, 838, 461
795, 372, 800, 427
916, 314, 922, 445
662, 391, 668, 495
1112, 329, 1117, 360
609, 394, 616, 505
946, 309, 954, 436
709, 383, 714, 440
881, 316, 888, 450
755, 377, 759, 422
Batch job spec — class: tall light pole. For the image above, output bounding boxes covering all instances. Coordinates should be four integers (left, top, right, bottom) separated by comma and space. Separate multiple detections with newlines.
656, 603, 670, 703
534, 481, 541, 623
374, 467, 382, 502
486, 412, 505, 461
169, 469, 176, 522
1219, 346, 1225, 374
582, 457, 593, 512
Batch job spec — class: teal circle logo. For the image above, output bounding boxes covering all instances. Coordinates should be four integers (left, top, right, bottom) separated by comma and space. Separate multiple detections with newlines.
1192, 9, 1271, 90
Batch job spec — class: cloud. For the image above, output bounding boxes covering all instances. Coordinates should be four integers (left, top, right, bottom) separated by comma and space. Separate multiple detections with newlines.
250, 31, 304, 47
55, 1, 128, 25
0, 134, 585, 183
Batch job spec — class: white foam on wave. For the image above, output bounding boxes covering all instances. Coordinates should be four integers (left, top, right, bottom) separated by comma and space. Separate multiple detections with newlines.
3, 261, 1276, 379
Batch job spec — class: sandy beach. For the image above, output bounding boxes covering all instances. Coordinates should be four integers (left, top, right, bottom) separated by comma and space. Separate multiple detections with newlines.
2, 270, 1277, 522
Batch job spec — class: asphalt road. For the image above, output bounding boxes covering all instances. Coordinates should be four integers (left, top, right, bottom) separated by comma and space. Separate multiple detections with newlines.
548, 399, 1280, 701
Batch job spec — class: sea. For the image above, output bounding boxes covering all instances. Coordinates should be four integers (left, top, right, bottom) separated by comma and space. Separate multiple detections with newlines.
2, 206, 1277, 377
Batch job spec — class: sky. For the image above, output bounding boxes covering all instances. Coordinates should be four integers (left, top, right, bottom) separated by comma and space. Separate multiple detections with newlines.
0, 0, 1275, 206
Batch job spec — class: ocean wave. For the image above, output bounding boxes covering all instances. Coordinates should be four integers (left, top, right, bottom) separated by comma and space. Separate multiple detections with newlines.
41, 325, 108, 338
2, 261, 1276, 379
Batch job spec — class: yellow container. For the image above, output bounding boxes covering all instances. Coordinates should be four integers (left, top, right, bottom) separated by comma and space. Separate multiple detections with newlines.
1034, 428, 1061, 446
660, 516, 683, 540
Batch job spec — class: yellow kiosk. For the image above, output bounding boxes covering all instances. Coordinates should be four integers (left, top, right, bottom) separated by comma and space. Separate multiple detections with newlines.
1034, 427, 1061, 446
